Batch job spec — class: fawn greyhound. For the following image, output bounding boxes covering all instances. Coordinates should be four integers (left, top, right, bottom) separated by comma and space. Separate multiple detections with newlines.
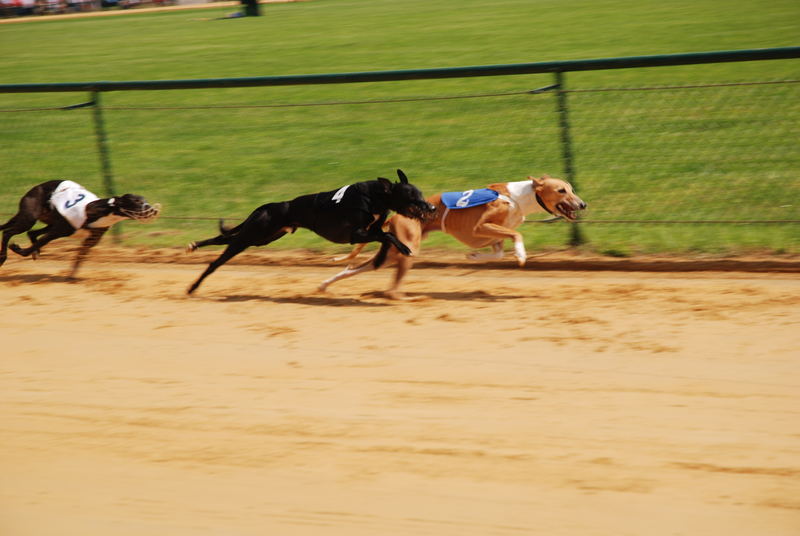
319, 175, 586, 299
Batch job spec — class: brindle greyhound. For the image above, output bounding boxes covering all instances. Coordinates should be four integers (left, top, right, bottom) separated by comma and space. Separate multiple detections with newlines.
186, 169, 435, 295
319, 175, 587, 299
0, 179, 160, 278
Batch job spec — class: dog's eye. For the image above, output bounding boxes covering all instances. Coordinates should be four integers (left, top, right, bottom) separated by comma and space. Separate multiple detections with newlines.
558, 188, 567, 194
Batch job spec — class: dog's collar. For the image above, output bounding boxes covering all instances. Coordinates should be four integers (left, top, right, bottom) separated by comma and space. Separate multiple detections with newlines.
535, 192, 555, 216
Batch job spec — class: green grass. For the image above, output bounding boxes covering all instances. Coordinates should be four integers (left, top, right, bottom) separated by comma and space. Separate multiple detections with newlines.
1, 0, 799, 254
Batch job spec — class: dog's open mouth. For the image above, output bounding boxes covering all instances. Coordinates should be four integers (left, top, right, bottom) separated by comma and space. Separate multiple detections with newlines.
122, 203, 161, 223
405, 202, 437, 222
556, 202, 579, 221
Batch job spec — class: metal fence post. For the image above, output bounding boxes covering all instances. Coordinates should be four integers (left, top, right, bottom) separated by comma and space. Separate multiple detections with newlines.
90, 90, 120, 242
554, 71, 585, 246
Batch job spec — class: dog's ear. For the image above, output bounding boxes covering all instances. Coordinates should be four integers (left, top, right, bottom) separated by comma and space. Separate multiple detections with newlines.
396, 169, 409, 184
377, 177, 393, 192
528, 175, 546, 189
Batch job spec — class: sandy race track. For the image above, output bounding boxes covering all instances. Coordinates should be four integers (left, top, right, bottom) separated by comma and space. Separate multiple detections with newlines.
1, 245, 799, 535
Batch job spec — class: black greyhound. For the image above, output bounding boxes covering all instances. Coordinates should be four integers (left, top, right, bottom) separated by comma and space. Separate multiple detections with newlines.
186, 169, 435, 294
0, 180, 160, 277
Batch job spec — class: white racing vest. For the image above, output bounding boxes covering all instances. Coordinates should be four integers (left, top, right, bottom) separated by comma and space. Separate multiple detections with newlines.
50, 180, 100, 230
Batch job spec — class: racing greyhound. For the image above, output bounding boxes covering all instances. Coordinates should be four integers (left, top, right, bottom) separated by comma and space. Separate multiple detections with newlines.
0, 179, 160, 278
319, 174, 587, 299
186, 169, 435, 294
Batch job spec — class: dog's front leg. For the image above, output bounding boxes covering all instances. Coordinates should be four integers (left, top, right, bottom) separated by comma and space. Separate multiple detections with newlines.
473, 223, 527, 267
380, 231, 412, 257
366, 213, 412, 259
352, 216, 411, 255
467, 242, 505, 261
351, 226, 412, 257
68, 228, 107, 279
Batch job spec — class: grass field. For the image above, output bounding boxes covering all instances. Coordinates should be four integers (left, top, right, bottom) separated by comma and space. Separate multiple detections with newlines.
1, 0, 799, 254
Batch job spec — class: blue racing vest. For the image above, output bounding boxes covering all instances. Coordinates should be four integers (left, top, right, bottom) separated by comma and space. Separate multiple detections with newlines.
441, 188, 500, 209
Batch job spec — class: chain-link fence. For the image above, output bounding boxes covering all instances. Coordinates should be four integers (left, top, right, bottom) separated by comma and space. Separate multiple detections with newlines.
2, 50, 799, 255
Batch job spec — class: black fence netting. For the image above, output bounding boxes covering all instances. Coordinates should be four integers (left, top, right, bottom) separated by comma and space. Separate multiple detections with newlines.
2, 74, 799, 255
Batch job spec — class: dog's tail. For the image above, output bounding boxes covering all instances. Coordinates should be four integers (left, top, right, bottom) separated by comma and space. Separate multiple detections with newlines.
218, 218, 241, 236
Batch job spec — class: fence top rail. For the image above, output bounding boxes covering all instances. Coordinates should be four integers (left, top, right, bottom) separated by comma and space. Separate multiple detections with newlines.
2, 46, 799, 94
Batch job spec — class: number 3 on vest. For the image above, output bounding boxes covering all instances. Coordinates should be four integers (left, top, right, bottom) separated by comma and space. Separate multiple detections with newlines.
65, 193, 86, 210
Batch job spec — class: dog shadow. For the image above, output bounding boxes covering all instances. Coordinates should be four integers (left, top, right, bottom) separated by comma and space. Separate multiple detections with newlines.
0, 272, 75, 284
212, 294, 392, 308
360, 289, 527, 302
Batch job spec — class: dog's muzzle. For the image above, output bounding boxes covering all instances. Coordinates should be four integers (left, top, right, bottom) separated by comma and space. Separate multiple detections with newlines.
555, 199, 587, 221
410, 202, 437, 222
121, 203, 161, 223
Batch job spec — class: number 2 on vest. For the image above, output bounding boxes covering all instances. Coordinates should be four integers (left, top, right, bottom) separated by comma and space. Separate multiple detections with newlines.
456, 190, 474, 208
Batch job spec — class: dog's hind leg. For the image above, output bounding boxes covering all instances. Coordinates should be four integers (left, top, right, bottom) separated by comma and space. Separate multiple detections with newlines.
187, 228, 288, 295
318, 242, 390, 293
25, 225, 52, 260
318, 258, 374, 292
0, 229, 13, 267
321, 219, 421, 299
332, 242, 367, 262
186, 220, 243, 252
188, 205, 294, 294
0, 213, 37, 267
27, 226, 48, 243
187, 241, 249, 294
9, 227, 70, 259
187, 235, 228, 253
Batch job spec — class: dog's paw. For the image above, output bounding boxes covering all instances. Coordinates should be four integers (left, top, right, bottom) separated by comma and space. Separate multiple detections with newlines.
332, 253, 354, 262
186, 242, 198, 253
514, 242, 527, 267
395, 243, 412, 256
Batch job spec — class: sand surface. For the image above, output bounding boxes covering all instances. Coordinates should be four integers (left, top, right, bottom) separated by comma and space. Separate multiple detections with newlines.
1, 246, 799, 535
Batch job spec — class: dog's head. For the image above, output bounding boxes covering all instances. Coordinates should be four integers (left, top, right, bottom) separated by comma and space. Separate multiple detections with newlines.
530, 175, 586, 221
378, 169, 436, 221
112, 194, 161, 223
